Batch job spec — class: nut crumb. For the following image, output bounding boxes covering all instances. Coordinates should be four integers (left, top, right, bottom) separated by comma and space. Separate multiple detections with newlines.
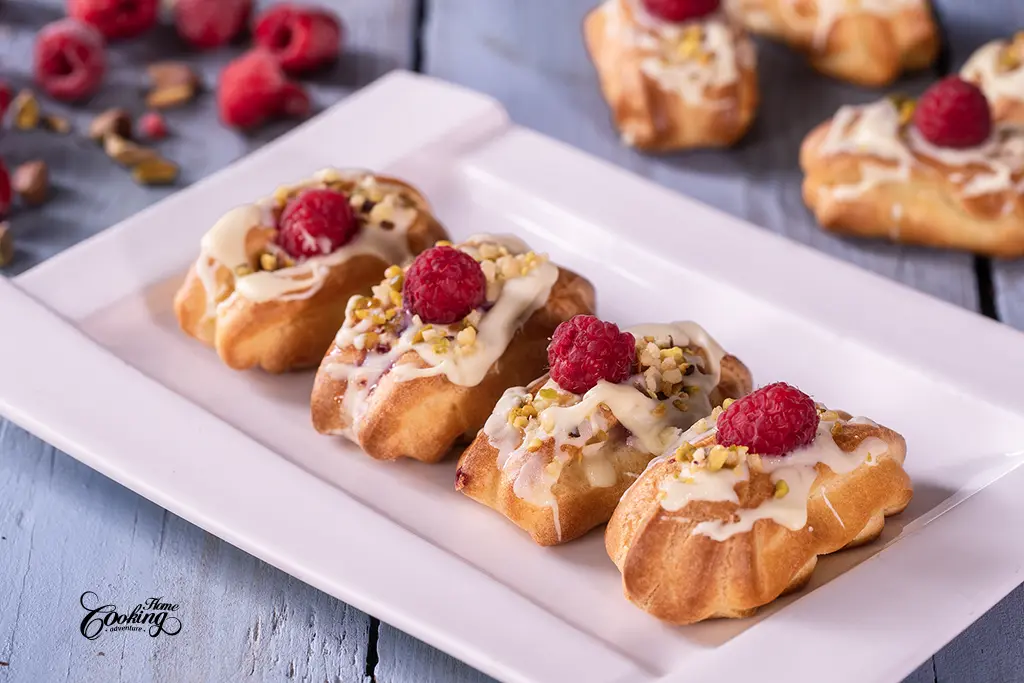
89, 108, 132, 141
11, 90, 40, 130
13, 161, 48, 206
132, 157, 179, 185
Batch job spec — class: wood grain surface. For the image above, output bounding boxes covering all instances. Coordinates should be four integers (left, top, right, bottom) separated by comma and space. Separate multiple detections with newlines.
1, 0, 1022, 682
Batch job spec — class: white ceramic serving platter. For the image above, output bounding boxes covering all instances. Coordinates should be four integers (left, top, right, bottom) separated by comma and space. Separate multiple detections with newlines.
4, 71, 1024, 683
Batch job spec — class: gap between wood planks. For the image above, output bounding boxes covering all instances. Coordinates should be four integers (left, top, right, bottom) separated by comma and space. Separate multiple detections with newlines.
363, 1, 430, 681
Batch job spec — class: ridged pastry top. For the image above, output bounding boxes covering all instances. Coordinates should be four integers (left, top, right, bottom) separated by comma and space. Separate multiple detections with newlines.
814, 99, 1024, 212
640, 403, 886, 541
482, 322, 726, 538
326, 235, 558, 423
962, 36, 1024, 107
726, 0, 926, 50
602, 0, 755, 107
194, 168, 421, 318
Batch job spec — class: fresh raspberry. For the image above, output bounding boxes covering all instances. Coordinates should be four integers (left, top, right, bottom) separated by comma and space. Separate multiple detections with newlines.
174, 0, 251, 50
34, 20, 107, 102
217, 49, 309, 129
0, 159, 12, 219
253, 4, 342, 74
0, 82, 12, 121
276, 188, 358, 259
67, 0, 158, 40
547, 315, 635, 395
138, 111, 167, 140
642, 0, 720, 22
914, 76, 993, 149
717, 383, 820, 457
402, 247, 487, 325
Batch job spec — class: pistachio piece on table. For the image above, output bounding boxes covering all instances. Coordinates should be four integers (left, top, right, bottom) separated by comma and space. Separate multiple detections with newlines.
131, 157, 179, 186
104, 134, 160, 166
146, 61, 200, 109
13, 160, 49, 206
89, 108, 133, 142
41, 114, 71, 134
11, 90, 40, 130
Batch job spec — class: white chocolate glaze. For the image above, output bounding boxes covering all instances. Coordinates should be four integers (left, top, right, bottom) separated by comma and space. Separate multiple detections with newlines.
604, 0, 755, 107
654, 411, 888, 542
962, 40, 1024, 106
192, 168, 420, 318
817, 99, 1024, 211
484, 321, 730, 542
326, 235, 559, 440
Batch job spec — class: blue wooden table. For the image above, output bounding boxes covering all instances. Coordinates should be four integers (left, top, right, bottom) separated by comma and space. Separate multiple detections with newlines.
2, 1, 1023, 681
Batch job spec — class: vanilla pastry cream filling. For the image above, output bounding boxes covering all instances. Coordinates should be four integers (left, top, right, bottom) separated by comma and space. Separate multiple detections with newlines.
482, 322, 727, 541
816, 99, 1024, 212
193, 168, 420, 319
962, 38, 1024, 107
603, 0, 755, 107
648, 407, 886, 542
326, 235, 559, 432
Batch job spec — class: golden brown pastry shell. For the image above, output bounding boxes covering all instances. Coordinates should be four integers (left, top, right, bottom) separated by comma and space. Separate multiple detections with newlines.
173, 176, 447, 373
584, 4, 760, 152
728, 0, 938, 86
800, 120, 1024, 258
310, 267, 596, 463
606, 417, 913, 625
455, 354, 753, 547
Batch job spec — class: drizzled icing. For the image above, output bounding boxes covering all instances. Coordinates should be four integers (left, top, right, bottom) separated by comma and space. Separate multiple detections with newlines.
327, 235, 559, 438
651, 409, 887, 542
816, 99, 1024, 211
483, 322, 728, 541
193, 168, 420, 318
962, 40, 1024, 107
603, 0, 755, 106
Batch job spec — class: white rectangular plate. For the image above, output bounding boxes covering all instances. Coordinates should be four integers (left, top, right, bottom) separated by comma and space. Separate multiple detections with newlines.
4, 72, 1024, 683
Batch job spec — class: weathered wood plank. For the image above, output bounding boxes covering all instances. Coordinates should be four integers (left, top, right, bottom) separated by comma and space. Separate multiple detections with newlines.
0, 421, 372, 683
374, 624, 495, 683
0, 0, 419, 274
0, 1, 416, 682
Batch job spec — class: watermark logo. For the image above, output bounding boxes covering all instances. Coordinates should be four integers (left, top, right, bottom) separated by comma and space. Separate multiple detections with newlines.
79, 592, 182, 639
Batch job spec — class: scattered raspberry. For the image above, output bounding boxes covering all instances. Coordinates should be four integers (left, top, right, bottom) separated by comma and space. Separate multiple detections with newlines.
0, 82, 12, 121
217, 49, 309, 129
276, 188, 358, 259
34, 19, 107, 102
0, 159, 11, 219
67, 0, 158, 40
547, 315, 635, 395
717, 383, 820, 457
914, 76, 993, 149
138, 111, 167, 140
253, 4, 342, 74
642, 0, 720, 22
402, 247, 487, 325
174, 0, 251, 50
